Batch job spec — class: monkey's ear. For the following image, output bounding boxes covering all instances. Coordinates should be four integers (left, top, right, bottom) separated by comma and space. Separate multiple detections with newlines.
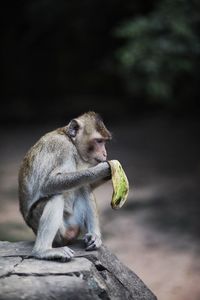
67, 119, 80, 138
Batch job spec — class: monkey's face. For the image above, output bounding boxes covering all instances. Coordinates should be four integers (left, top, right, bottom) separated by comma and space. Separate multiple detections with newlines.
67, 112, 111, 166
86, 136, 108, 165
75, 132, 109, 166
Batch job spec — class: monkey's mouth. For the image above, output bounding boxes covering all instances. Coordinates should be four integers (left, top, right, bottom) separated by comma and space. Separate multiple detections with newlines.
95, 158, 106, 163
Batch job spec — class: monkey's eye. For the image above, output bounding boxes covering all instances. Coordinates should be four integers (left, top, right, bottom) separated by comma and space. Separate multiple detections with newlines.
95, 138, 104, 144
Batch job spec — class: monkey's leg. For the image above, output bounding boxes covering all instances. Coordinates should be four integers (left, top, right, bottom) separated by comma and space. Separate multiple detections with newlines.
32, 195, 74, 261
54, 192, 101, 250
83, 192, 102, 251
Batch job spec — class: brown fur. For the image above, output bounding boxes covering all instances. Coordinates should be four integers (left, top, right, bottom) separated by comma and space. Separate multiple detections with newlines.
18, 111, 111, 261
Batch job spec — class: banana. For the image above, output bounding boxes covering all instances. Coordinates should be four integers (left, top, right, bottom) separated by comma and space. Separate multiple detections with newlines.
108, 160, 129, 209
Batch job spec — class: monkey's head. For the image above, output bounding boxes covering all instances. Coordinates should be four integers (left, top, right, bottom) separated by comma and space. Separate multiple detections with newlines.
67, 112, 112, 166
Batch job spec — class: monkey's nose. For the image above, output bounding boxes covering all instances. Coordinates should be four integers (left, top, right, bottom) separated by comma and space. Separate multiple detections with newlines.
103, 153, 107, 160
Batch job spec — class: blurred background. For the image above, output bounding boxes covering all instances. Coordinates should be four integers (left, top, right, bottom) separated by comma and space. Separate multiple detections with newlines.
0, 0, 200, 299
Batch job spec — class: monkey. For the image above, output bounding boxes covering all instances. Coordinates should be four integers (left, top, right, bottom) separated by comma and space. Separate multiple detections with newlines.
18, 111, 112, 261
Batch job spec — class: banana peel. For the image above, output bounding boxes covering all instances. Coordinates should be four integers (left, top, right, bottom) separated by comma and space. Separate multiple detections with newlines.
108, 160, 129, 209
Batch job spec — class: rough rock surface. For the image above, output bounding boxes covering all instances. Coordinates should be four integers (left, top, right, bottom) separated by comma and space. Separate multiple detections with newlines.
0, 240, 157, 300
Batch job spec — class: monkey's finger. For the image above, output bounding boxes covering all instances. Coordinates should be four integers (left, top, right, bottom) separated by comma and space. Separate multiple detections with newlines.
84, 234, 92, 243
86, 236, 96, 246
85, 237, 99, 250
86, 242, 96, 251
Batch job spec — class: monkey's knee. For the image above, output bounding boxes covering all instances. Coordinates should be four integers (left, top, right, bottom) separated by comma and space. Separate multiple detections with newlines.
28, 198, 49, 234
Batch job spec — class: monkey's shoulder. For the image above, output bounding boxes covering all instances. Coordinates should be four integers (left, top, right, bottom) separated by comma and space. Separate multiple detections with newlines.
19, 129, 75, 175
28, 129, 72, 156
40, 129, 70, 149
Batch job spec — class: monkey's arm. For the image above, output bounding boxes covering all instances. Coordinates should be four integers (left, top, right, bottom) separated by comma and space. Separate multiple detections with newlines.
90, 178, 109, 190
42, 162, 111, 196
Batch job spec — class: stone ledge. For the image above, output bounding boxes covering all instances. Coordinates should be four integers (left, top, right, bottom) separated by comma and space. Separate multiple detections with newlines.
0, 241, 157, 300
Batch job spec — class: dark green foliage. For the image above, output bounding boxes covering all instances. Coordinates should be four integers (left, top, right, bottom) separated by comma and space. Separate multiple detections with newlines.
115, 0, 200, 108
1, 0, 200, 120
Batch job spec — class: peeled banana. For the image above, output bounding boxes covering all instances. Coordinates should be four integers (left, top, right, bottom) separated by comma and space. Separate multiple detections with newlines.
108, 160, 129, 209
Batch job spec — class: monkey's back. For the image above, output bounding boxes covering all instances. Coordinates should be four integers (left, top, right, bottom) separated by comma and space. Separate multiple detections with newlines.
18, 128, 76, 223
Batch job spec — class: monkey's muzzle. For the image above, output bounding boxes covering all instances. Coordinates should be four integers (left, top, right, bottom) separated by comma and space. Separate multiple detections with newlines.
108, 160, 129, 209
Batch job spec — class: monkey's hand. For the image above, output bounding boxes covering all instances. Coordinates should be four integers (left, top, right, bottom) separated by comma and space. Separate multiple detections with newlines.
84, 233, 102, 251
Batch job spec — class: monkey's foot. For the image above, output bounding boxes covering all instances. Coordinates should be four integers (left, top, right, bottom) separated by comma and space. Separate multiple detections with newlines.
32, 246, 74, 262
84, 233, 102, 251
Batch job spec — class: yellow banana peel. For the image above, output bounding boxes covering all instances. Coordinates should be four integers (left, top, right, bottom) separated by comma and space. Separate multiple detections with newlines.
108, 160, 129, 209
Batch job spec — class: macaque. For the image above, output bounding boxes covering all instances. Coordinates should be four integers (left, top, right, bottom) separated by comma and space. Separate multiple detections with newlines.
18, 112, 112, 261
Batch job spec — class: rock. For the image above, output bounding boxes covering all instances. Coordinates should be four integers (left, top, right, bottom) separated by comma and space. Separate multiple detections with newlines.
0, 240, 157, 300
